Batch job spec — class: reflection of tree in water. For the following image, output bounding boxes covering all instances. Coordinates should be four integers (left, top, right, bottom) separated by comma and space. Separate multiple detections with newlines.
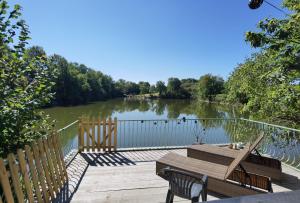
45, 98, 241, 129
223, 119, 261, 143
138, 100, 150, 112
46, 98, 300, 168
184, 102, 229, 129
152, 100, 166, 115
222, 120, 300, 168
166, 101, 184, 119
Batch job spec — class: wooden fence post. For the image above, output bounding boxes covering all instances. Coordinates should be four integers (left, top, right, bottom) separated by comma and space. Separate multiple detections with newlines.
42, 138, 59, 194
102, 117, 107, 151
0, 159, 14, 203
17, 149, 35, 203
87, 118, 90, 152
92, 117, 96, 152
32, 144, 50, 202
78, 117, 82, 152
7, 154, 25, 203
25, 145, 44, 203
108, 117, 112, 152
97, 117, 101, 151
114, 117, 118, 151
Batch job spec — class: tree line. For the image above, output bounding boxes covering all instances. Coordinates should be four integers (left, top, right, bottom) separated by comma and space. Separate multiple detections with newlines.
26, 46, 225, 105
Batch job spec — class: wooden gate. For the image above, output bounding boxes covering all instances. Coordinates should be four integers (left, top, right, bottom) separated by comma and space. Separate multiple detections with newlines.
78, 117, 117, 152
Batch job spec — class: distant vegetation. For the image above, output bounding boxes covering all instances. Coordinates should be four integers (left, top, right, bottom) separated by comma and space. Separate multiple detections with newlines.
25, 48, 207, 104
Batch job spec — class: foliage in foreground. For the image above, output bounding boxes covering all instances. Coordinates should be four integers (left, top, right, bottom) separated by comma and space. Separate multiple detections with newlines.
226, 0, 300, 126
0, 1, 55, 156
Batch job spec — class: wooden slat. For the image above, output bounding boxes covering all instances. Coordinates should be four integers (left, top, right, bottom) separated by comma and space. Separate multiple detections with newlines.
188, 144, 238, 159
114, 117, 118, 151
156, 153, 228, 180
25, 145, 43, 203
0, 194, 3, 203
43, 138, 60, 194
80, 119, 84, 152
225, 143, 251, 179
32, 144, 50, 202
249, 132, 264, 153
37, 139, 55, 199
17, 149, 35, 203
207, 177, 261, 197
78, 118, 82, 152
0, 159, 14, 203
92, 117, 96, 152
108, 117, 112, 152
86, 119, 90, 152
47, 136, 63, 188
188, 143, 282, 181
97, 117, 101, 151
53, 134, 68, 182
50, 135, 66, 184
102, 117, 107, 151
7, 153, 25, 203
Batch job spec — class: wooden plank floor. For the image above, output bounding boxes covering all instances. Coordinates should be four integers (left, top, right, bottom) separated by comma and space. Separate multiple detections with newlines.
67, 149, 300, 203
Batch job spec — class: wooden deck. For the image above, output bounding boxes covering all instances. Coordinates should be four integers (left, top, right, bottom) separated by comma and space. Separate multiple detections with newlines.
66, 149, 300, 203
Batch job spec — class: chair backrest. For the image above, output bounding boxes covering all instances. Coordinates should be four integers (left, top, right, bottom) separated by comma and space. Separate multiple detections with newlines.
224, 143, 251, 179
163, 168, 208, 201
249, 132, 264, 153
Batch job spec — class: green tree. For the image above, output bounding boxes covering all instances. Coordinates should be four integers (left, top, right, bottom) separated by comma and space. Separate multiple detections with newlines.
115, 79, 127, 96
167, 77, 181, 93
156, 81, 167, 96
166, 77, 187, 98
149, 85, 156, 94
138, 81, 150, 94
197, 74, 224, 101
126, 82, 140, 95
0, 1, 56, 156
49, 54, 71, 105
24, 46, 46, 59
181, 78, 198, 98
227, 0, 300, 126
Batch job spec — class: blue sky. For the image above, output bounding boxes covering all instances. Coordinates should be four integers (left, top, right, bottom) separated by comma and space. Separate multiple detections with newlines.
11, 0, 285, 84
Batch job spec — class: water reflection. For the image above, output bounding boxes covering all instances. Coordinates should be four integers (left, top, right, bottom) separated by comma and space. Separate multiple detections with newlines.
44, 98, 241, 128
49, 99, 300, 170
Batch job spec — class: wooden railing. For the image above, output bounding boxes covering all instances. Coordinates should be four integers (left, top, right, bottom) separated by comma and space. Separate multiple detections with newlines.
0, 133, 68, 203
78, 117, 118, 152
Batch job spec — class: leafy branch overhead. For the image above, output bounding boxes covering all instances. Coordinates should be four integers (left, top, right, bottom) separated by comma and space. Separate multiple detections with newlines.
227, 0, 300, 126
0, 0, 56, 156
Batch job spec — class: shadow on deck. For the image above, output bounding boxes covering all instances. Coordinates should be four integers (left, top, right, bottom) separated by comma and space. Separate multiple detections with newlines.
63, 149, 300, 203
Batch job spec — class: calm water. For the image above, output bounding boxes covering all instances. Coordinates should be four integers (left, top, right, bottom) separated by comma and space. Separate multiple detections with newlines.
45, 98, 242, 152
44, 98, 240, 129
45, 99, 300, 169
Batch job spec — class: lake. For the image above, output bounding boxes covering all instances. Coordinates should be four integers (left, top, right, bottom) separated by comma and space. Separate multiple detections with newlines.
45, 98, 244, 152
45, 98, 300, 169
44, 98, 240, 129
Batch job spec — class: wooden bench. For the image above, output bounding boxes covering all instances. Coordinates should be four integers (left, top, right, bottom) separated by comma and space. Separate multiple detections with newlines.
156, 142, 273, 197
187, 134, 282, 180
